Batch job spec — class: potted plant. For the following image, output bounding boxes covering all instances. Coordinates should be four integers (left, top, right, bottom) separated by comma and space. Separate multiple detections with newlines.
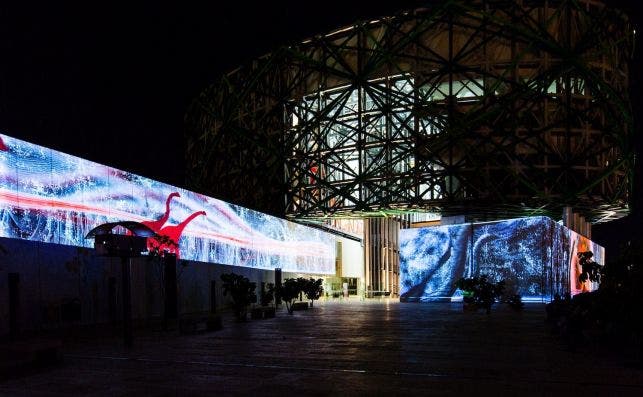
261, 282, 276, 318
220, 273, 256, 321
206, 313, 223, 330
249, 282, 277, 319
250, 306, 264, 320
455, 277, 478, 311
455, 275, 505, 314
499, 277, 524, 311
505, 294, 524, 311
304, 278, 323, 308
290, 277, 310, 310
277, 278, 302, 315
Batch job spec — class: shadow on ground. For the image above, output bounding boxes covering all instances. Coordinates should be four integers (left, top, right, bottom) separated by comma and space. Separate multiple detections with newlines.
1, 300, 642, 396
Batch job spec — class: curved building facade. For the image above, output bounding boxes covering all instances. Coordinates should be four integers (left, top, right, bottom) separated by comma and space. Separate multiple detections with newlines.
186, 0, 633, 223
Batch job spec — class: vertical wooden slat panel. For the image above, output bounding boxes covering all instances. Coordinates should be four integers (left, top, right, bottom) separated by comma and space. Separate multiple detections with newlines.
364, 217, 404, 297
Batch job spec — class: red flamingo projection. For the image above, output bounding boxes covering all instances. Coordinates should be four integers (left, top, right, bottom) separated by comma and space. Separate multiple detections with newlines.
142, 192, 180, 232
134, 192, 180, 251
152, 210, 207, 258
0, 137, 8, 151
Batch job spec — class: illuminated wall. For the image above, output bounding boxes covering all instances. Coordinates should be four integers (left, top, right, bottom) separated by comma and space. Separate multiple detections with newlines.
399, 223, 472, 301
568, 230, 604, 295
399, 217, 604, 302
0, 134, 335, 274
338, 236, 364, 279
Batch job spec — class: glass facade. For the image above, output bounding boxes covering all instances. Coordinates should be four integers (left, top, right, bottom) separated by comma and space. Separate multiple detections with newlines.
186, 1, 632, 222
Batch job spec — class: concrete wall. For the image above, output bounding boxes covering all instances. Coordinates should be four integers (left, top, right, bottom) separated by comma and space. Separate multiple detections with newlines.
0, 237, 274, 337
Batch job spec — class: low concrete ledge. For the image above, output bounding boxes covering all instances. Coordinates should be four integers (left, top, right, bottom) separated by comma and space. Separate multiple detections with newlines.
0, 339, 62, 379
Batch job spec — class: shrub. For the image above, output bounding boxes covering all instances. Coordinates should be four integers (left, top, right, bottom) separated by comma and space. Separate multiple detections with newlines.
277, 278, 301, 315
506, 294, 524, 311
260, 282, 275, 307
304, 278, 323, 307
221, 273, 256, 321
455, 275, 505, 314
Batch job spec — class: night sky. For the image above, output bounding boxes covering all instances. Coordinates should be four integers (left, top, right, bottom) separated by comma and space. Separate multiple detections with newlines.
0, 1, 641, 242
0, 1, 425, 186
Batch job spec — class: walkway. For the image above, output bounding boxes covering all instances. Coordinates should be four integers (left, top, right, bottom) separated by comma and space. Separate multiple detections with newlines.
2, 300, 642, 396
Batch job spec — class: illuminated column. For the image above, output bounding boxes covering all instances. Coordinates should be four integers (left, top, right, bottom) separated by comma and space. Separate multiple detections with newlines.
364, 217, 404, 297
364, 218, 377, 295
364, 218, 378, 295
573, 212, 581, 234
391, 218, 399, 296
391, 217, 399, 296
385, 219, 391, 293
563, 206, 573, 228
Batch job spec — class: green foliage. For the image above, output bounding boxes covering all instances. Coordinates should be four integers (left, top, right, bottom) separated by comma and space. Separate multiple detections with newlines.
506, 294, 524, 311
221, 273, 256, 320
277, 278, 302, 315
260, 283, 275, 306
546, 292, 598, 351
304, 278, 323, 307
295, 277, 309, 301
455, 275, 505, 314
547, 239, 643, 363
276, 277, 325, 313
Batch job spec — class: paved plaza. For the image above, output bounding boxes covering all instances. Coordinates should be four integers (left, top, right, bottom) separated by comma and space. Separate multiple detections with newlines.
2, 300, 643, 396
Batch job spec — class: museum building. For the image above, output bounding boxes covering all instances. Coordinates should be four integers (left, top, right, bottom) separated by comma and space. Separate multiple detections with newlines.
0, 0, 633, 334
185, 0, 632, 298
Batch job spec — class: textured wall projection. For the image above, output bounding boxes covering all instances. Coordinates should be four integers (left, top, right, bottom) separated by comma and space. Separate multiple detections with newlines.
472, 217, 547, 299
0, 134, 335, 274
399, 224, 472, 301
568, 230, 604, 296
400, 217, 604, 302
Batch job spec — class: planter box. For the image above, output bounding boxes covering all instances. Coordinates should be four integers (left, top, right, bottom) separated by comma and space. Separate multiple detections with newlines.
0, 339, 62, 376
263, 306, 276, 318
251, 307, 276, 319
462, 301, 478, 312
462, 294, 477, 312
206, 314, 223, 331
251, 307, 264, 320
292, 301, 309, 311
180, 315, 208, 334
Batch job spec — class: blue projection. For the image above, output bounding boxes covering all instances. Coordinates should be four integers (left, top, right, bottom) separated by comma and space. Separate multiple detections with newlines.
0, 134, 336, 274
473, 217, 545, 299
400, 216, 604, 302
399, 223, 472, 301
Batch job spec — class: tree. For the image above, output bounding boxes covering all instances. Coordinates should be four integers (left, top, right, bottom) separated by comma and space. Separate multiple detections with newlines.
304, 278, 323, 307
295, 277, 308, 302
278, 278, 301, 315
221, 273, 256, 321
260, 282, 275, 306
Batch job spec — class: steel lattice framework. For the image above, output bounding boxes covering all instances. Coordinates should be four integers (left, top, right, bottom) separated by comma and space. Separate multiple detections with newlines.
186, 0, 633, 223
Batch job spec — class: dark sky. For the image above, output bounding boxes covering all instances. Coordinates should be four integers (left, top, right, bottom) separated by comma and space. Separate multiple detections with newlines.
0, 0, 641, 238
0, 1, 425, 186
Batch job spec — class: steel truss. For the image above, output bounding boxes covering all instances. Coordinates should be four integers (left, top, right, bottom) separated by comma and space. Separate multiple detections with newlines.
186, 0, 633, 223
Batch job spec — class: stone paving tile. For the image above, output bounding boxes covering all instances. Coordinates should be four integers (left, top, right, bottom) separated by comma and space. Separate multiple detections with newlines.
1, 300, 643, 396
